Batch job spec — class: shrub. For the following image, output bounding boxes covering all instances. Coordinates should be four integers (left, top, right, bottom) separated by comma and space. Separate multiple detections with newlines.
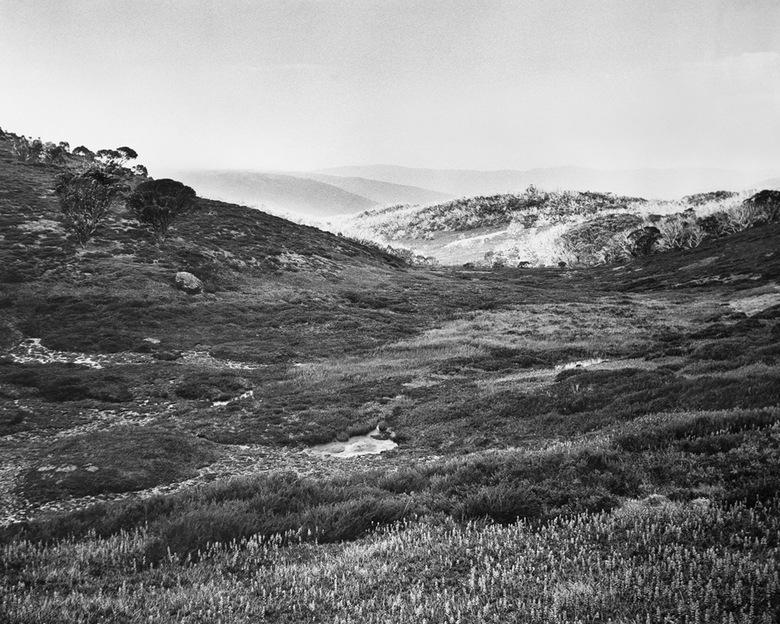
72, 145, 95, 161
656, 215, 706, 251
728, 202, 766, 231
696, 211, 733, 238
54, 168, 126, 247
9, 136, 44, 162
743, 189, 780, 223
174, 371, 251, 401
18, 427, 217, 504
126, 178, 197, 242
458, 484, 542, 523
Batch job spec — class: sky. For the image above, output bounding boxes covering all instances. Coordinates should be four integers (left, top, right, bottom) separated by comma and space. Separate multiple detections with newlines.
1, 0, 779, 177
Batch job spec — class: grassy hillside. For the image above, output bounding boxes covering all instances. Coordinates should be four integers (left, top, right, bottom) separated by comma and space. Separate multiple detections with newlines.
2, 128, 780, 622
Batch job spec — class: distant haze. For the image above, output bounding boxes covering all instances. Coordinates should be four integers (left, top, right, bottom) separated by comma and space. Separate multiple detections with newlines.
1, 1, 779, 183
316, 165, 778, 201
171, 164, 775, 219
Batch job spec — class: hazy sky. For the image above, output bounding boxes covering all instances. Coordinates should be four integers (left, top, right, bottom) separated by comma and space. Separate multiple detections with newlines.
1, 0, 779, 176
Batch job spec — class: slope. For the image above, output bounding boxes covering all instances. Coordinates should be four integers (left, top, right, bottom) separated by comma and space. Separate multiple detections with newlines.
337, 188, 779, 267
166, 169, 378, 217
293, 171, 453, 206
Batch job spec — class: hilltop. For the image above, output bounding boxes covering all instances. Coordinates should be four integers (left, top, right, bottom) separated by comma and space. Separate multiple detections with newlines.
1, 127, 780, 622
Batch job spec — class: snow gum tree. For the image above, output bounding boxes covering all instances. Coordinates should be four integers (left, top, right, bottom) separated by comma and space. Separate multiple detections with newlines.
55, 168, 126, 248
126, 178, 197, 242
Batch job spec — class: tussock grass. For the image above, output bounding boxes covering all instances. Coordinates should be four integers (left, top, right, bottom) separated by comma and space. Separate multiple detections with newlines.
3, 499, 779, 622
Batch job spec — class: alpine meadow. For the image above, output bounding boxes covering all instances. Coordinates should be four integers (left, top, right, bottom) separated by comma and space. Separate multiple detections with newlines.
2, 123, 780, 622
2, 1, 780, 622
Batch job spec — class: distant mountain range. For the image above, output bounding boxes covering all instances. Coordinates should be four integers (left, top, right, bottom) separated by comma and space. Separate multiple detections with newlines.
167, 170, 377, 217
750, 177, 780, 191
318, 165, 778, 201
169, 169, 453, 218
169, 165, 778, 219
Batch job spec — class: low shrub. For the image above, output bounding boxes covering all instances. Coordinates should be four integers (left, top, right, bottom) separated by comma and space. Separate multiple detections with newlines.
613, 409, 780, 453
174, 372, 252, 401
17, 427, 218, 503
457, 484, 543, 523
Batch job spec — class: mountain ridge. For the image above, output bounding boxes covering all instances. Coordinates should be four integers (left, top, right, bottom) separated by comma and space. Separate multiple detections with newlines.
166, 168, 453, 219
316, 164, 777, 200
164, 169, 377, 218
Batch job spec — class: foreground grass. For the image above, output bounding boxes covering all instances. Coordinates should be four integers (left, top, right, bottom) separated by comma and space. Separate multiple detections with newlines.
3, 499, 778, 623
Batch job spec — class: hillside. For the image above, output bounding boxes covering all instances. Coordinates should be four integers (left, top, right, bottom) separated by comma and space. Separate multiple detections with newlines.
1, 129, 780, 622
292, 171, 453, 206
166, 169, 378, 217
318, 164, 774, 199
335, 188, 780, 267
166, 169, 453, 219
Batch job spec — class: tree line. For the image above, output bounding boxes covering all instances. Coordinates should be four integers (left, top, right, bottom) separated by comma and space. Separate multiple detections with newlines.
1, 127, 195, 248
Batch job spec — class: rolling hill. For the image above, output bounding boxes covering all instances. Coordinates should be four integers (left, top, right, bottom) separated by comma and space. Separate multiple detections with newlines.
292, 171, 453, 206
334, 188, 780, 267
166, 169, 452, 219
2, 127, 780, 623
166, 169, 378, 218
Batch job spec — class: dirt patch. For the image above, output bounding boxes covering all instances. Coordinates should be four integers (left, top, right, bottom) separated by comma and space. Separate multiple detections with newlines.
728, 289, 780, 316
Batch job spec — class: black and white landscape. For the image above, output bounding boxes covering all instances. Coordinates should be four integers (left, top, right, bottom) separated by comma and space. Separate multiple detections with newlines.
1, 2, 779, 622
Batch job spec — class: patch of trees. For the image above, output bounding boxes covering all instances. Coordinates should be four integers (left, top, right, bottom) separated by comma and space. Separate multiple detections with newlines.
3, 127, 149, 178
483, 190, 780, 268
2, 128, 199, 252
359, 187, 644, 241
53, 172, 198, 248
8, 134, 70, 165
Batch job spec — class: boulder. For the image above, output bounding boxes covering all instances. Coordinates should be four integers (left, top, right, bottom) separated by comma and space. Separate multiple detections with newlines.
175, 271, 203, 294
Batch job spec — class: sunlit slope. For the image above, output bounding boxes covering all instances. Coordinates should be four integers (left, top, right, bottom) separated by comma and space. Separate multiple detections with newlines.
336, 188, 779, 267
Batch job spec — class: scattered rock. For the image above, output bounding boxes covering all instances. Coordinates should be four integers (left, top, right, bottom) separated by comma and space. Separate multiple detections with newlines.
175, 271, 203, 294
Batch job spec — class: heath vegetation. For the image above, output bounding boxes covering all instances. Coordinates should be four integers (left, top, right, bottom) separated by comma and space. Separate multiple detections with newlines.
1, 127, 779, 622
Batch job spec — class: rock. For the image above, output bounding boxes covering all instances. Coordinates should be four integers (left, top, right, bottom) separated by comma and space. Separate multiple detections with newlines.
153, 350, 182, 361
175, 271, 203, 294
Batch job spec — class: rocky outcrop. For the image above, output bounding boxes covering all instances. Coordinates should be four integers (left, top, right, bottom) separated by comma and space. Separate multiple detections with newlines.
175, 271, 203, 294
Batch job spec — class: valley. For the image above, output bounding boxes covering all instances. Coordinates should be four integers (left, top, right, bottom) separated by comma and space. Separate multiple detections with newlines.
1, 130, 779, 622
